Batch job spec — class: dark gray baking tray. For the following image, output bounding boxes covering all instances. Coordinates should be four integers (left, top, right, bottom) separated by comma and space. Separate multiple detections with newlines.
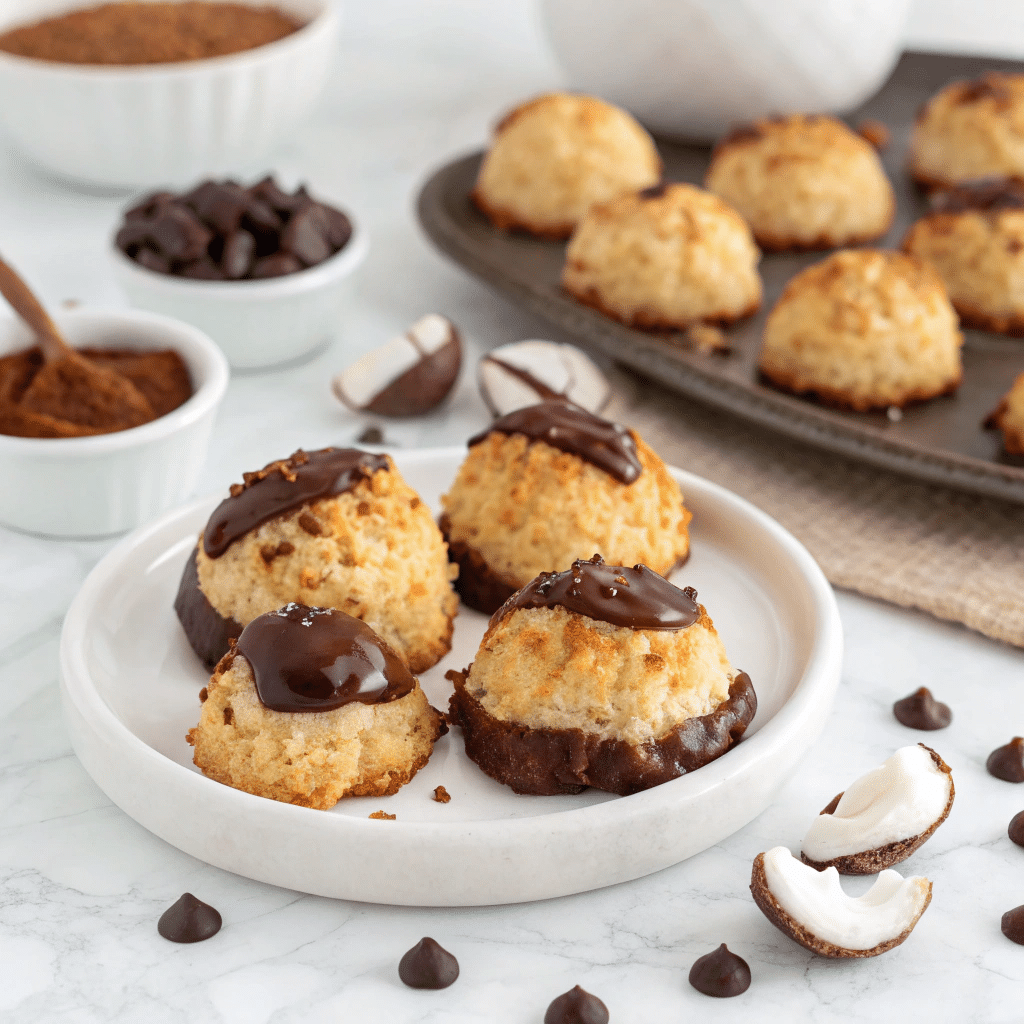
418, 51, 1024, 506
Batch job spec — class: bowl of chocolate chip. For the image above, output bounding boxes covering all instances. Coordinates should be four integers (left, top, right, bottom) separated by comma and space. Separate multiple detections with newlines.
110, 175, 368, 370
0, 0, 338, 188
0, 302, 228, 538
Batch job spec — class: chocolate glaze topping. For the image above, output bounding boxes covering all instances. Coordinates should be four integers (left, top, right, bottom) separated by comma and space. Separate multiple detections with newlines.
157, 893, 222, 943
1008, 810, 1024, 848
929, 176, 1024, 215
397, 937, 460, 989
544, 985, 609, 1024
1002, 905, 1024, 945
467, 401, 641, 484
490, 554, 699, 632
236, 603, 415, 713
481, 354, 565, 401
203, 448, 389, 558
987, 737, 1024, 783
174, 546, 243, 668
688, 944, 752, 998
893, 687, 952, 730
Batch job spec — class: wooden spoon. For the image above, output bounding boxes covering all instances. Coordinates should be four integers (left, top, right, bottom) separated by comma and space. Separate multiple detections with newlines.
0, 255, 155, 432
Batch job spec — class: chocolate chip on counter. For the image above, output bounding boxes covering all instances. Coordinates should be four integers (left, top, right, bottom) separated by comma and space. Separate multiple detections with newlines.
544, 985, 609, 1024
987, 737, 1024, 782
893, 687, 952, 730
157, 893, 222, 943
357, 425, 385, 445
1009, 810, 1024, 847
688, 943, 751, 998
398, 937, 459, 989
1002, 905, 1024, 945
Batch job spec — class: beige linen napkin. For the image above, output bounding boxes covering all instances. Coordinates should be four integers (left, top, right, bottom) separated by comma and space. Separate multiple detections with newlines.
607, 372, 1024, 648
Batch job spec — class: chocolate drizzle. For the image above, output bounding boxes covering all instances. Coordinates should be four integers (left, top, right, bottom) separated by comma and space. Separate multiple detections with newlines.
688, 944, 752, 998
467, 401, 642, 484
929, 177, 1024, 215
203, 448, 389, 558
480, 354, 565, 401
174, 546, 243, 668
236, 603, 415, 713
490, 555, 700, 632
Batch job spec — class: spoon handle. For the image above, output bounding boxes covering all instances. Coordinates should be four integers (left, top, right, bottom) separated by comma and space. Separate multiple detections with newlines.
0, 255, 69, 363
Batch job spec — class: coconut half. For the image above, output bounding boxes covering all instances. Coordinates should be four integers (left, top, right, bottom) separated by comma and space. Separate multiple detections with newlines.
800, 744, 954, 874
751, 847, 932, 958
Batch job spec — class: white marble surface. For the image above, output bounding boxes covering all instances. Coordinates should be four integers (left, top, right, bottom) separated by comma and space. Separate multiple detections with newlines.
1, 2, 1023, 1020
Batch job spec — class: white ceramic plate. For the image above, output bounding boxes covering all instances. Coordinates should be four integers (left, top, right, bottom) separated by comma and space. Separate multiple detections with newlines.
60, 448, 842, 906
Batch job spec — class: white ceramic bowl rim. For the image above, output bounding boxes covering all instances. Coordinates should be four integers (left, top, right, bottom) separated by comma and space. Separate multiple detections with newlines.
60, 455, 843, 840
0, 307, 229, 456
110, 211, 368, 299
0, 0, 339, 78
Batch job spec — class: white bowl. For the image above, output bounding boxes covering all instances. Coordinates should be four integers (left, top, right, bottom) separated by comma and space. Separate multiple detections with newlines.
0, 309, 228, 538
111, 213, 369, 371
0, 0, 340, 189
540, 0, 912, 141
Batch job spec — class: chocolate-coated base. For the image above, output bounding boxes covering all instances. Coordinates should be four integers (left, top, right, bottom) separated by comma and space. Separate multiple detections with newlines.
446, 669, 756, 796
174, 547, 243, 669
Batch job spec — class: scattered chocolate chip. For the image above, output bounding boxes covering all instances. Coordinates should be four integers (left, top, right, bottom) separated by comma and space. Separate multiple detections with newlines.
544, 985, 609, 1024
357, 425, 385, 445
893, 687, 952, 730
1002, 905, 1024, 944
369, 810, 396, 820
398, 937, 460, 989
432, 785, 451, 803
1009, 810, 1024, 847
688, 943, 751, 998
157, 893, 222, 943
333, 314, 462, 418
988, 737, 1024, 782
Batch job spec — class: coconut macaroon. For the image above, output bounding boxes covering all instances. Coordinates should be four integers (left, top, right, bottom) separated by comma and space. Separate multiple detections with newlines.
986, 371, 1024, 454
751, 847, 932, 959
447, 556, 756, 796
188, 604, 446, 808
801, 745, 955, 875
902, 177, 1024, 335
562, 182, 762, 330
472, 92, 661, 239
439, 401, 691, 614
704, 115, 895, 251
911, 73, 1024, 189
759, 249, 963, 411
175, 448, 458, 673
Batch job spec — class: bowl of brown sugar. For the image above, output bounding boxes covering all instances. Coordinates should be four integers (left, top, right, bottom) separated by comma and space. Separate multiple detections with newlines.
0, 0, 340, 189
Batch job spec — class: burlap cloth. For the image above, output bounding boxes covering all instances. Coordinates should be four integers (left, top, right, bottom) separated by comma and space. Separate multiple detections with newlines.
605, 371, 1024, 649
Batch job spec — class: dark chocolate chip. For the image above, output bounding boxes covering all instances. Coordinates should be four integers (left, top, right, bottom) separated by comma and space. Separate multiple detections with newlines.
397, 937, 459, 989
357, 425, 385, 444
251, 253, 304, 279
157, 893, 222, 943
688, 943, 751, 998
249, 176, 311, 215
115, 221, 154, 255
124, 191, 173, 221
148, 206, 213, 262
179, 256, 227, 281
893, 687, 952, 730
280, 206, 332, 266
1002, 905, 1024, 944
241, 197, 283, 237
988, 737, 1024, 782
184, 180, 249, 235
134, 247, 172, 275
1010, 810, 1024, 847
221, 229, 256, 280
320, 204, 352, 249
544, 985, 609, 1024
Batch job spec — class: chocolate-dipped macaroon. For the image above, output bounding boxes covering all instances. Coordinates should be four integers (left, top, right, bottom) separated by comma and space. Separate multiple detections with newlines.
187, 604, 446, 807
446, 555, 756, 796
175, 448, 458, 673
439, 401, 691, 614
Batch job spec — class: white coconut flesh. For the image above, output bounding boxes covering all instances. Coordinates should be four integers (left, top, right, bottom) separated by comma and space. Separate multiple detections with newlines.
801, 745, 951, 862
762, 846, 931, 951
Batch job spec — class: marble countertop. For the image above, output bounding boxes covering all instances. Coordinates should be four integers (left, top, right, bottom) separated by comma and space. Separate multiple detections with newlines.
2, 2, 1023, 1021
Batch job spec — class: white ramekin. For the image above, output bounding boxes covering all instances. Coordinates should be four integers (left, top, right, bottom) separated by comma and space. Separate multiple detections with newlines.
540, 0, 912, 140
110, 213, 369, 370
0, 308, 229, 538
0, 0, 339, 189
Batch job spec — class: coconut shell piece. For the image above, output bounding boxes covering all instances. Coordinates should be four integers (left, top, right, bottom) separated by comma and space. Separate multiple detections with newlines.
750, 852, 932, 959
801, 745, 954, 874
